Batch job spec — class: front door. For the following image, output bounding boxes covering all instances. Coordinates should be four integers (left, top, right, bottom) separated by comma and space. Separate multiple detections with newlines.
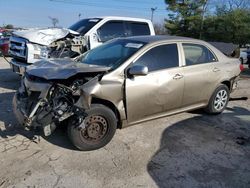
125, 43, 184, 124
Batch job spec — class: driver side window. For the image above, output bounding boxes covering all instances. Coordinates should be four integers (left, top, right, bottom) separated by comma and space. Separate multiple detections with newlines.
97, 21, 125, 42
134, 43, 179, 72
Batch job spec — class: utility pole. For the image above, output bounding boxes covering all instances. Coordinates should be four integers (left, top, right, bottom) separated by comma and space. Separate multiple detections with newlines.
199, 0, 208, 39
151, 7, 157, 23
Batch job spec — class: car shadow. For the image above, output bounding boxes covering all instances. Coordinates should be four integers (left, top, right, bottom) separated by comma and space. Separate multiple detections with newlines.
0, 68, 20, 90
147, 106, 250, 188
0, 91, 77, 151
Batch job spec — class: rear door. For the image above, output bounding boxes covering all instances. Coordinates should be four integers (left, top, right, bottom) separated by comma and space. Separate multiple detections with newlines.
181, 43, 219, 107
125, 43, 184, 124
124, 21, 151, 36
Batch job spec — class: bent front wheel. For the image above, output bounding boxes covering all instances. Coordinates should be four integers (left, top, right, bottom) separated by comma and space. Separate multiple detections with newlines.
67, 104, 117, 151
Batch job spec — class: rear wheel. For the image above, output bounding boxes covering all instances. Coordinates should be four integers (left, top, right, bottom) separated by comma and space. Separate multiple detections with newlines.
205, 84, 229, 114
67, 104, 117, 151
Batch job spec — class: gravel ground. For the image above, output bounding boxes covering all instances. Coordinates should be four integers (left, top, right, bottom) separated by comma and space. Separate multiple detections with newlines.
0, 57, 250, 188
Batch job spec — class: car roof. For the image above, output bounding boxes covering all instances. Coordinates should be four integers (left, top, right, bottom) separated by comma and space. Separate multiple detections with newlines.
85, 16, 152, 23
121, 35, 230, 61
123, 35, 201, 44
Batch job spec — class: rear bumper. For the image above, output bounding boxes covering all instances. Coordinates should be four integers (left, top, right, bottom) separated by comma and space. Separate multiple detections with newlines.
9, 59, 31, 75
231, 76, 240, 93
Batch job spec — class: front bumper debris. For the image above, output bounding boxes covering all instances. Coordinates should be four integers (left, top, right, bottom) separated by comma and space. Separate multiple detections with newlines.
9, 59, 30, 75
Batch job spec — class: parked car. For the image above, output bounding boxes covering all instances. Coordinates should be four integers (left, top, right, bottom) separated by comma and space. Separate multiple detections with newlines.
0, 30, 12, 56
0, 37, 10, 56
242, 49, 250, 64
240, 50, 248, 64
8, 16, 155, 75
0, 29, 7, 38
13, 36, 241, 151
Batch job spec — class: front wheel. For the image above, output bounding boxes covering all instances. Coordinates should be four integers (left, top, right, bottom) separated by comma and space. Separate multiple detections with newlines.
205, 84, 229, 114
67, 104, 117, 151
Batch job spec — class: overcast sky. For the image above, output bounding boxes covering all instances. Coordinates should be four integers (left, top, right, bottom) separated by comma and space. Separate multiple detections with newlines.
0, 0, 167, 28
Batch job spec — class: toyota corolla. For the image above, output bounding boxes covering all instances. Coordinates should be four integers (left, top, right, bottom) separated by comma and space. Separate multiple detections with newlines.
13, 36, 241, 150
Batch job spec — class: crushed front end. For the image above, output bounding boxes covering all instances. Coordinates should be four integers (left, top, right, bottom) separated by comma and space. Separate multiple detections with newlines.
13, 74, 88, 136
9, 28, 87, 75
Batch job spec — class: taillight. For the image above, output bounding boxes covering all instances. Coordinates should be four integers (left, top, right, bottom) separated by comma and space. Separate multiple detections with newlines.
240, 64, 244, 71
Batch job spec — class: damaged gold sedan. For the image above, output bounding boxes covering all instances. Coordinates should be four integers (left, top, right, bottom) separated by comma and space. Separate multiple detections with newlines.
13, 36, 242, 150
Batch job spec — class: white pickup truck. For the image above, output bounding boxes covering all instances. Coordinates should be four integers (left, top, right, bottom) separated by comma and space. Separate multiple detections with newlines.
9, 16, 155, 74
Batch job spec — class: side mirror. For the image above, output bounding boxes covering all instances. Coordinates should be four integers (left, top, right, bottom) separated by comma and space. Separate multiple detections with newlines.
128, 65, 148, 76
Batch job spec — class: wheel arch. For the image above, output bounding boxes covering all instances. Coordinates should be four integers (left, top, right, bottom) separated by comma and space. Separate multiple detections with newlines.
91, 97, 122, 129
221, 80, 231, 91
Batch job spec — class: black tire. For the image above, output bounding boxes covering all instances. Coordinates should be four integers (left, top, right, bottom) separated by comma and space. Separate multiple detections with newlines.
67, 104, 117, 151
205, 84, 230, 114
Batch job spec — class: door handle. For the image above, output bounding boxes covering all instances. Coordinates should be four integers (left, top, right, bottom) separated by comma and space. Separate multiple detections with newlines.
173, 74, 184, 80
213, 67, 220, 72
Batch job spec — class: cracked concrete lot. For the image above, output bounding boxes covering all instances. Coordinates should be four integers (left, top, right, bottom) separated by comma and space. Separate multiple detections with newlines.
0, 57, 250, 188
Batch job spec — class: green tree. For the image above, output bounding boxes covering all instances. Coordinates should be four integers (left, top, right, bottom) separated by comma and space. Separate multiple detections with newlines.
48, 16, 59, 27
203, 8, 250, 45
165, 0, 208, 38
165, 0, 250, 45
4, 24, 14, 29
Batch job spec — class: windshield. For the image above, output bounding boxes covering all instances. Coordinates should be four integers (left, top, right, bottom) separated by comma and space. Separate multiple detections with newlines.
78, 39, 146, 70
68, 18, 102, 34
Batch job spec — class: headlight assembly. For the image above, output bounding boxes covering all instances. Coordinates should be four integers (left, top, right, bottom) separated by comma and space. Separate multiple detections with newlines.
31, 44, 49, 59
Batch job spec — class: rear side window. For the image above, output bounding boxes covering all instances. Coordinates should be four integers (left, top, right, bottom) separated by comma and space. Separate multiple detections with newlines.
134, 44, 179, 72
126, 22, 150, 36
97, 21, 125, 42
183, 43, 217, 66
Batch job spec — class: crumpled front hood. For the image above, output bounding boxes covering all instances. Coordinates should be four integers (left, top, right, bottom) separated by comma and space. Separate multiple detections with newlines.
26, 59, 111, 80
13, 28, 79, 46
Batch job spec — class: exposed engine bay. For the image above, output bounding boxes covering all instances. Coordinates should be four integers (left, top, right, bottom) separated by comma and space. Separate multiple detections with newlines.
14, 61, 108, 136
48, 34, 88, 58
9, 28, 89, 64
16, 78, 85, 136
